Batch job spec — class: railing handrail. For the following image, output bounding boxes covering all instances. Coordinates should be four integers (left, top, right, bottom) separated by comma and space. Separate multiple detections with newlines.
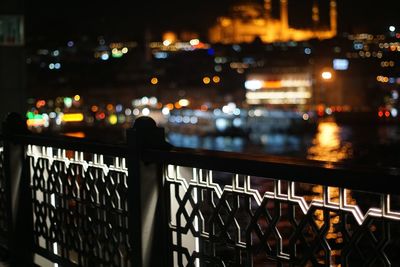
3, 132, 128, 158
3, 128, 400, 195
143, 146, 400, 195
4, 129, 400, 195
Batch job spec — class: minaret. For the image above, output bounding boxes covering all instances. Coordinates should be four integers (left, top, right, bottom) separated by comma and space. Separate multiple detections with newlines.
330, 0, 337, 36
280, 0, 289, 39
312, 0, 320, 27
264, 0, 272, 20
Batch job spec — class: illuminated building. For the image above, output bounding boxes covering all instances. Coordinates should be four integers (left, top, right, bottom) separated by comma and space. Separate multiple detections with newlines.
245, 71, 313, 106
209, 0, 337, 43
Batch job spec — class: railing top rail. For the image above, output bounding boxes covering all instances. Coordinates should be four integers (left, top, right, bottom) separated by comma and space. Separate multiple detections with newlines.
143, 147, 400, 195
4, 133, 128, 157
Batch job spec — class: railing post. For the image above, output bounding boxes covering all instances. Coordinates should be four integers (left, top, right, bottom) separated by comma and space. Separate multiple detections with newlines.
126, 116, 172, 267
2, 112, 34, 266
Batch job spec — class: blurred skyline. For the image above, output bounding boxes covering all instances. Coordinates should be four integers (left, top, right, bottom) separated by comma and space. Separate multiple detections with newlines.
26, 0, 400, 42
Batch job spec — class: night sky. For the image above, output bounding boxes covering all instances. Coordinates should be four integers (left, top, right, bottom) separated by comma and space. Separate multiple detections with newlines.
26, 0, 400, 42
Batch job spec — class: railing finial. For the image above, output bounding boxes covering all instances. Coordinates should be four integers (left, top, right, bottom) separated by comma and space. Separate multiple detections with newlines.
129, 116, 172, 150
133, 116, 157, 129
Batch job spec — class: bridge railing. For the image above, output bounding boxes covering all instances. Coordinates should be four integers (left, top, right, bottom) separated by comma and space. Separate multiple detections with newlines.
145, 148, 400, 266
0, 113, 400, 266
0, 137, 8, 255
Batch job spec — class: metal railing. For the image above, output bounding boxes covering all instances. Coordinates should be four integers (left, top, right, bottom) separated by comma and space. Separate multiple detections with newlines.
147, 149, 400, 266
0, 113, 400, 266
27, 144, 130, 267
0, 140, 8, 252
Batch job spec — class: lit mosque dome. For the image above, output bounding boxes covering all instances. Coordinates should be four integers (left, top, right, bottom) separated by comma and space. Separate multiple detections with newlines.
209, 0, 337, 44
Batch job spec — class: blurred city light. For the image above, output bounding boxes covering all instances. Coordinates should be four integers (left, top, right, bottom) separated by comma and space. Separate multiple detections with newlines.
64, 97, 73, 108
321, 71, 333, 80
333, 59, 349, 70
61, 113, 84, 122
244, 80, 263, 90
212, 76, 220, 83
203, 77, 211, 84
101, 53, 109, 61
142, 108, 150, 116
109, 114, 118, 125
163, 40, 171, 46
178, 99, 190, 107
151, 77, 158, 85
189, 39, 200, 46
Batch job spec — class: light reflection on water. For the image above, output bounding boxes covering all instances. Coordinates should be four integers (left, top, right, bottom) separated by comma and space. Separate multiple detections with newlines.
298, 122, 356, 266
167, 121, 355, 163
167, 132, 246, 152
307, 121, 353, 162
63, 131, 86, 138
167, 121, 356, 163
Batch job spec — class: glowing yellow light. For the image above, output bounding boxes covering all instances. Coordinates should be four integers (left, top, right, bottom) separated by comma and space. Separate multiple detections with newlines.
221, 18, 231, 27
73, 95, 80, 101
109, 114, 118, 125
307, 122, 352, 162
178, 98, 190, 107
203, 77, 211, 84
121, 47, 128, 54
166, 103, 174, 110
112, 48, 118, 54
321, 71, 332, 80
151, 77, 158, 85
27, 118, 45, 127
62, 113, 84, 122
212, 76, 220, 83
162, 31, 177, 44
318, 123, 337, 146
254, 19, 265, 26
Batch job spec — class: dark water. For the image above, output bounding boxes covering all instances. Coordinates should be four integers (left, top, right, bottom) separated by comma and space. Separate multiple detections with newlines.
166, 121, 400, 168
60, 120, 400, 168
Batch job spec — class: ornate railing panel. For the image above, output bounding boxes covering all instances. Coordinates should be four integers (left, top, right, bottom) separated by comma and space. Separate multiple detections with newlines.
165, 165, 400, 267
27, 145, 131, 267
0, 145, 7, 241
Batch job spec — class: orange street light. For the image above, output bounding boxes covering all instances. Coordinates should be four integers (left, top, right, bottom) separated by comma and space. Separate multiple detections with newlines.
321, 71, 332, 80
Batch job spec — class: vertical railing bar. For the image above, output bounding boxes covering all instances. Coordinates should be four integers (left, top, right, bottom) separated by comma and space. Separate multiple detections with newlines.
126, 116, 172, 267
2, 113, 34, 266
